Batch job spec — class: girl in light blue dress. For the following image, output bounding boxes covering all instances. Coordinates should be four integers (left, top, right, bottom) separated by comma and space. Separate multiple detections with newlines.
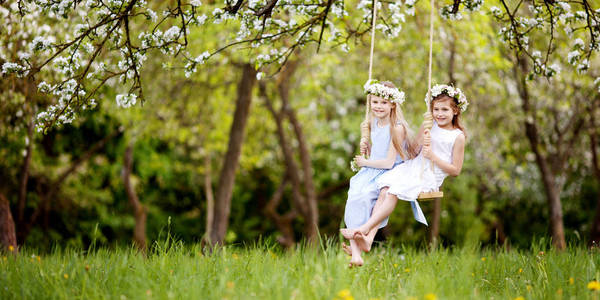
341, 80, 418, 267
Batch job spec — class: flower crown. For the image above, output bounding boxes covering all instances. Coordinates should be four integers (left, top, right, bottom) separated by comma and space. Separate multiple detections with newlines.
424, 84, 469, 112
363, 79, 405, 105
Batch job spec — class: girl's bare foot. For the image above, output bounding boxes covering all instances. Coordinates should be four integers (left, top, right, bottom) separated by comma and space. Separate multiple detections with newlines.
353, 231, 373, 253
341, 243, 352, 256
349, 256, 364, 267
340, 228, 356, 240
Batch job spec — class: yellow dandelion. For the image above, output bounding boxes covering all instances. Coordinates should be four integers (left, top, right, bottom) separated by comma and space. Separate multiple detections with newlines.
587, 280, 600, 291
36, 255, 41, 262
518, 268, 523, 273
569, 277, 574, 285
404, 268, 411, 273
424, 293, 437, 300
232, 253, 239, 260
393, 263, 398, 268
471, 273, 475, 277
63, 273, 69, 279
8, 245, 14, 252
226, 281, 235, 289
526, 285, 532, 291
481, 257, 486, 261
336, 289, 354, 300
513, 297, 525, 300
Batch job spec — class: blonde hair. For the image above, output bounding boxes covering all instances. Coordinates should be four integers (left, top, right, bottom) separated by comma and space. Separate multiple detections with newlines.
362, 81, 419, 160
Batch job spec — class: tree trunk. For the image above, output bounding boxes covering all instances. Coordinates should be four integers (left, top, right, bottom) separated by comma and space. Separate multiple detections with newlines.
588, 107, 600, 245
210, 64, 257, 245
261, 82, 306, 247
514, 56, 565, 250
277, 61, 319, 242
0, 193, 17, 252
17, 117, 34, 226
428, 198, 442, 249
123, 142, 147, 253
203, 153, 215, 244
263, 176, 296, 248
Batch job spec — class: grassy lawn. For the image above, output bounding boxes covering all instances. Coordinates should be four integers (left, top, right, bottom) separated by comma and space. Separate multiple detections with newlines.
1, 239, 599, 299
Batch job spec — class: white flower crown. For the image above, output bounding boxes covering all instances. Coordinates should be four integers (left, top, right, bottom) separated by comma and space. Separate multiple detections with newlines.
424, 84, 469, 112
363, 79, 405, 105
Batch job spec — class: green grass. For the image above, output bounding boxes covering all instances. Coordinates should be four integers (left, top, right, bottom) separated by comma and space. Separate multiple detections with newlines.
1, 239, 599, 300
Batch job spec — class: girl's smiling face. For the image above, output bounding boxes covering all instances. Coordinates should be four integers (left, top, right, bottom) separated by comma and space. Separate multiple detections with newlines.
370, 95, 393, 120
432, 97, 457, 128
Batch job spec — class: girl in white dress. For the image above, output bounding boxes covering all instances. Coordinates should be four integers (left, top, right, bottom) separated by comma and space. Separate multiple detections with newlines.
344, 84, 468, 252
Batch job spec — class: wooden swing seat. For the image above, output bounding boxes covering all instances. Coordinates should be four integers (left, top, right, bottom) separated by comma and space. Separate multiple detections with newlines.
418, 191, 443, 200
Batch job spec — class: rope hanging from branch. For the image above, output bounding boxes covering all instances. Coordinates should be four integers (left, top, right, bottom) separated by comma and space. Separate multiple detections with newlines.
422, 0, 435, 172
357, 0, 442, 200
360, 0, 378, 156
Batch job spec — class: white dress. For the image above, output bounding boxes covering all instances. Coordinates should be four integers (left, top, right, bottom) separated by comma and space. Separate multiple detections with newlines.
376, 122, 463, 225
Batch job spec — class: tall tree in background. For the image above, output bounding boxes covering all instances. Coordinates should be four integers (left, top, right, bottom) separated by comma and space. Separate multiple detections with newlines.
588, 95, 600, 245
261, 59, 319, 246
511, 53, 588, 250
122, 140, 147, 252
0, 192, 17, 252
209, 63, 257, 245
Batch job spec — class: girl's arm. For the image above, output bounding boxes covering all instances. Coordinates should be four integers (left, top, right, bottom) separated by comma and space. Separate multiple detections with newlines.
422, 133, 465, 176
355, 126, 404, 169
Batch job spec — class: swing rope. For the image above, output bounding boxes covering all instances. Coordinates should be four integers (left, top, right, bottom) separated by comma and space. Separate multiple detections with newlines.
426, 0, 434, 95
422, 0, 435, 173
361, 0, 442, 201
365, 0, 378, 122
359, 0, 378, 157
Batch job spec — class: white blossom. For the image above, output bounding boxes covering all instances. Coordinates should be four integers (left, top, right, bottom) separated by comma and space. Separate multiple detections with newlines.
567, 50, 580, 64
194, 51, 210, 64
30, 36, 53, 52
577, 59, 589, 73
490, 6, 502, 17
38, 81, 52, 93
545, 63, 561, 77
558, 2, 571, 12
115, 93, 137, 108
164, 26, 180, 41
2, 62, 28, 77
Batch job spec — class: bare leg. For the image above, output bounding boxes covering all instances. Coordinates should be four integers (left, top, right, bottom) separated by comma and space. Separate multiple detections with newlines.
356, 189, 398, 236
353, 188, 387, 252
340, 228, 355, 240
341, 243, 351, 256
349, 239, 363, 267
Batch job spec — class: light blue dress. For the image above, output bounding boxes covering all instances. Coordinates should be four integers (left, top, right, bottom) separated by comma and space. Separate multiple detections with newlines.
343, 119, 403, 229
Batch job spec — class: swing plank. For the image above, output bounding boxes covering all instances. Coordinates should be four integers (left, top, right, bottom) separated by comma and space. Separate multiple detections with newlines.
418, 191, 443, 200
